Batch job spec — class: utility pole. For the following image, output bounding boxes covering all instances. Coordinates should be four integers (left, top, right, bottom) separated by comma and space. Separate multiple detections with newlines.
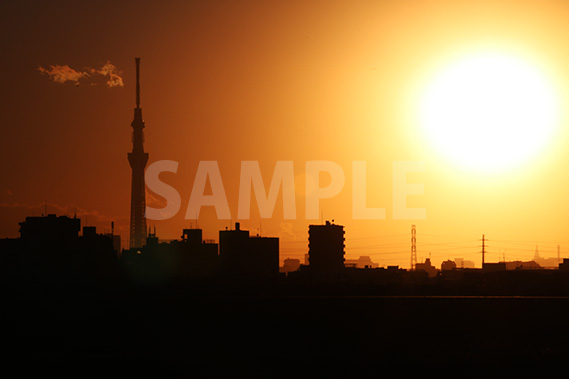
411, 225, 417, 270
481, 234, 486, 269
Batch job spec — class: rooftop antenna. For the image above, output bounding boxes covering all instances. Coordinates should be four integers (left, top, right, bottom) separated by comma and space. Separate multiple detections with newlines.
558, 245, 561, 264
44, 198, 47, 216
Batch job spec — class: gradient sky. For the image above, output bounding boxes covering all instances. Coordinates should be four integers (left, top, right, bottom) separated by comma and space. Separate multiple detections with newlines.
3, 0, 569, 268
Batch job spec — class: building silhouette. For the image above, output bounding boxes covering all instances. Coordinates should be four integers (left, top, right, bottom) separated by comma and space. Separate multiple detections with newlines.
441, 259, 457, 271
415, 257, 438, 278
119, 222, 280, 285
121, 227, 219, 284
78, 225, 121, 279
19, 214, 81, 244
0, 214, 119, 288
104, 223, 122, 258
505, 260, 542, 270
345, 255, 379, 269
219, 222, 279, 281
454, 257, 476, 269
559, 258, 569, 271
483, 260, 542, 272
128, 57, 149, 249
8, 210, 569, 297
178, 228, 219, 277
532, 245, 562, 268
308, 220, 345, 273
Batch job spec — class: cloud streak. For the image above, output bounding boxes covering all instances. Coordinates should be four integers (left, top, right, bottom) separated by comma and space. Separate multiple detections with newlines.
38, 61, 124, 87
37, 65, 90, 84
0, 201, 127, 230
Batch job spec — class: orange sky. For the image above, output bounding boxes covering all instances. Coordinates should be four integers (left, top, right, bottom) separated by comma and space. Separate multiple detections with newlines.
3, 0, 569, 268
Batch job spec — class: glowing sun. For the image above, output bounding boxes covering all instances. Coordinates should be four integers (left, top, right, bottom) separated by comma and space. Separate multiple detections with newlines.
419, 52, 560, 172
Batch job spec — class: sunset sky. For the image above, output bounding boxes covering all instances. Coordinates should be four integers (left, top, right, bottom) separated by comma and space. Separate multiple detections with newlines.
3, 0, 569, 268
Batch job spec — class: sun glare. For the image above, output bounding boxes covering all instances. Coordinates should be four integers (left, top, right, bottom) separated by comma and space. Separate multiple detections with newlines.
419, 52, 560, 172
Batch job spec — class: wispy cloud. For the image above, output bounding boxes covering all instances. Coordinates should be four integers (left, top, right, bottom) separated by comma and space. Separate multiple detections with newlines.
37, 64, 90, 85
97, 61, 124, 87
38, 61, 124, 87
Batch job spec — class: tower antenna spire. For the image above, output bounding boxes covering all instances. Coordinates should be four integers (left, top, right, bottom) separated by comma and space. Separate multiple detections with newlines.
135, 57, 141, 108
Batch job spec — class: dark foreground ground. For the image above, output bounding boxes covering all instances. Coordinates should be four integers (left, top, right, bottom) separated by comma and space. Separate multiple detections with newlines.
3, 284, 569, 376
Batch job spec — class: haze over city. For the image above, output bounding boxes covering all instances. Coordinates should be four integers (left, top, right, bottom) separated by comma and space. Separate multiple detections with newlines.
3, 1, 569, 267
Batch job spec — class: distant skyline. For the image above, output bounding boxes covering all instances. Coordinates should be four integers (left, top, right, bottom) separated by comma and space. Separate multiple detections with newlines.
3, 0, 569, 268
